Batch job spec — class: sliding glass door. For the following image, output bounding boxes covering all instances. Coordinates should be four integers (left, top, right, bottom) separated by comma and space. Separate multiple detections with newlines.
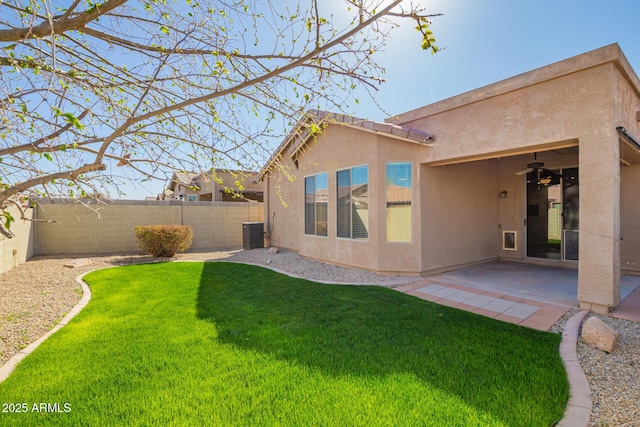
526, 168, 579, 260
562, 168, 579, 260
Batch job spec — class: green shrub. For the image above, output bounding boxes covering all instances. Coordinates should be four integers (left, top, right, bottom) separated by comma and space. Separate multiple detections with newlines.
134, 225, 193, 257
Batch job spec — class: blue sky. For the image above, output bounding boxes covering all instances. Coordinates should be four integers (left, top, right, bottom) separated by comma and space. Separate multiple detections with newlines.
359, 0, 640, 122
137, 0, 640, 198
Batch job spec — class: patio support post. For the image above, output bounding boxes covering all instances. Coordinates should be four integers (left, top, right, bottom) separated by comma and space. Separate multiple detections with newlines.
577, 133, 621, 313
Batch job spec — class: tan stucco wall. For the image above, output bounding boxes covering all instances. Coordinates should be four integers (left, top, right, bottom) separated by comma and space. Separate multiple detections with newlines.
390, 45, 638, 312
373, 130, 426, 273
497, 158, 528, 260
0, 205, 35, 274
264, 125, 429, 274
394, 64, 611, 164
398, 63, 616, 300
621, 164, 640, 273
196, 171, 264, 202
614, 55, 640, 276
264, 44, 640, 309
34, 200, 263, 255
171, 171, 264, 202
420, 161, 500, 272
173, 185, 200, 201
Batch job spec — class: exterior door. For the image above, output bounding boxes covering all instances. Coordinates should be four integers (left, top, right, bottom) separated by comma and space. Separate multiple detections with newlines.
562, 168, 579, 260
526, 167, 579, 260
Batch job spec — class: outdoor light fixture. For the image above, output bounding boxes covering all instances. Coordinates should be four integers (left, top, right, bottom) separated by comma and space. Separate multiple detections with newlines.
539, 176, 552, 185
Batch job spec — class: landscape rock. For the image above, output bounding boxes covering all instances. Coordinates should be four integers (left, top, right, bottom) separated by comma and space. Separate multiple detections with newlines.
63, 258, 93, 268
268, 247, 279, 254
582, 316, 618, 353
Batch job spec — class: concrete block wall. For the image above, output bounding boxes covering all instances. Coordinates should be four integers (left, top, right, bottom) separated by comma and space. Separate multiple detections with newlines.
178, 202, 264, 249
34, 199, 264, 256
0, 205, 35, 274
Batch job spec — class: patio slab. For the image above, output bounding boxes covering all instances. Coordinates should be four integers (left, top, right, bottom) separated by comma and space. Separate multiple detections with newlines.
423, 261, 640, 308
481, 298, 518, 313
397, 278, 571, 331
611, 285, 640, 322
396, 261, 640, 330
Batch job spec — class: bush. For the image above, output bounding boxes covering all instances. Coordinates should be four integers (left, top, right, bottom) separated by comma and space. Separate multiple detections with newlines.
134, 225, 193, 257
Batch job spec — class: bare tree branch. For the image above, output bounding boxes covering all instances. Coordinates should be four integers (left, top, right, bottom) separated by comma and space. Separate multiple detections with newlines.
0, 0, 440, 237
0, 162, 107, 202
0, 0, 128, 42
0, 108, 90, 156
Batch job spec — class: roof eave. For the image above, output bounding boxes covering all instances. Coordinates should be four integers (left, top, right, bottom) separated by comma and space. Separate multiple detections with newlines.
258, 110, 434, 180
341, 123, 434, 146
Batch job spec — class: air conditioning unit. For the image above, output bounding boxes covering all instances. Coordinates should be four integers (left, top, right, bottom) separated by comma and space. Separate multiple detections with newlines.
242, 222, 264, 250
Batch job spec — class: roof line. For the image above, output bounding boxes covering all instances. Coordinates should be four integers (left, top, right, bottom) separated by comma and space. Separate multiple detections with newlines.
389, 43, 639, 125
258, 109, 434, 180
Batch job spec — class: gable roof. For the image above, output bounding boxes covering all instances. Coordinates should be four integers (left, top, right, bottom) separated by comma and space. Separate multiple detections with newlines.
168, 172, 201, 191
258, 109, 434, 180
168, 169, 261, 191
174, 172, 201, 186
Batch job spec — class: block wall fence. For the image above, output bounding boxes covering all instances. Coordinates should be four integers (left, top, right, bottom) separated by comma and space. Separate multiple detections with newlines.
0, 205, 36, 275
0, 200, 264, 273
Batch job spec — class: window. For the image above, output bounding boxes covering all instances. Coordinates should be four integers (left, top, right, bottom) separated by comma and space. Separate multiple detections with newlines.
305, 173, 328, 236
187, 194, 197, 202
386, 162, 412, 242
337, 165, 368, 239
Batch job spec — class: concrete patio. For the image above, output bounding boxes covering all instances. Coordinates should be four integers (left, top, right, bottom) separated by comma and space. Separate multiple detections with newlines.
396, 261, 640, 330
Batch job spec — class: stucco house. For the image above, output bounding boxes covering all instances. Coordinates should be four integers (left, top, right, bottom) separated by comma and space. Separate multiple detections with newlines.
163, 169, 264, 202
259, 43, 640, 314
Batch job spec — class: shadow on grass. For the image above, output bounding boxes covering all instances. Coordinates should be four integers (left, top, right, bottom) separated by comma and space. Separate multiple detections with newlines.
196, 262, 568, 425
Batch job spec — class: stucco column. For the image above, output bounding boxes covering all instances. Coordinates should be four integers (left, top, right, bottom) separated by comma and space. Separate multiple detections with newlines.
577, 133, 621, 313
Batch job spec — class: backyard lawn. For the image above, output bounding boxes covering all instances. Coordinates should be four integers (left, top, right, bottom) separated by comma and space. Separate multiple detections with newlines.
0, 262, 569, 426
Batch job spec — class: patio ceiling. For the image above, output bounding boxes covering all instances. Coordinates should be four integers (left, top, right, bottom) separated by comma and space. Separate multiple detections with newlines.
423, 140, 579, 167
618, 126, 640, 165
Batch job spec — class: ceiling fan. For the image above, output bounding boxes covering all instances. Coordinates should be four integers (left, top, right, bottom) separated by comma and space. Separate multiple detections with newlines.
515, 161, 543, 176
515, 154, 564, 184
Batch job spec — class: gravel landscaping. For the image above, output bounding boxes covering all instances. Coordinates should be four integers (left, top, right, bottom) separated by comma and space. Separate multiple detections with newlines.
578, 316, 640, 426
1, 247, 638, 426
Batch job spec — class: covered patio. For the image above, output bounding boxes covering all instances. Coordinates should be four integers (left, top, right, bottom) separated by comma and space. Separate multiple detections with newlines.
404, 44, 640, 314
428, 261, 640, 308
397, 261, 640, 330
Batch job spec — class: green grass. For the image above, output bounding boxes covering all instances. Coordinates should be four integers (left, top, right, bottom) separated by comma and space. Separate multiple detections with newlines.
0, 262, 569, 426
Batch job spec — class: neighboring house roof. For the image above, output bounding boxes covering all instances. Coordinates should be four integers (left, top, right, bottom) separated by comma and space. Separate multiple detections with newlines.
258, 109, 435, 180
164, 169, 262, 200
172, 172, 201, 189
168, 169, 260, 192
314, 188, 328, 202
